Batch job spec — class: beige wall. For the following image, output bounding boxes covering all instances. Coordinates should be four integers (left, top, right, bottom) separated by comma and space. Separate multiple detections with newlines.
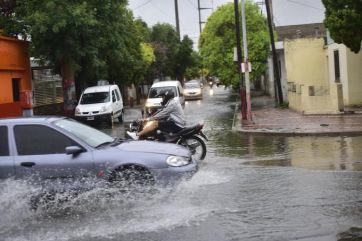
285, 38, 328, 87
346, 46, 362, 105
328, 43, 362, 106
285, 38, 343, 114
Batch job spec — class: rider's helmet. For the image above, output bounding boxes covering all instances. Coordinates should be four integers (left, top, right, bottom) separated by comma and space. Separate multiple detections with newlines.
158, 88, 175, 106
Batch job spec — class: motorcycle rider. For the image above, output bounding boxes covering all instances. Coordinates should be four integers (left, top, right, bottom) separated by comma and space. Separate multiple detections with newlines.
127, 88, 186, 140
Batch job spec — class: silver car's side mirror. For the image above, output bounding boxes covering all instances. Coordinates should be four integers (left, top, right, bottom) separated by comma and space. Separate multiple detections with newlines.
65, 146, 84, 155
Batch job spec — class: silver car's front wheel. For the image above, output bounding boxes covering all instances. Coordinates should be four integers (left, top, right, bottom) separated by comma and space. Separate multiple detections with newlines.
110, 165, 155, 192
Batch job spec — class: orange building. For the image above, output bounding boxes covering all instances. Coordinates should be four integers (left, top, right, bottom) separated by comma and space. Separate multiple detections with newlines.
0, 35, 32, 118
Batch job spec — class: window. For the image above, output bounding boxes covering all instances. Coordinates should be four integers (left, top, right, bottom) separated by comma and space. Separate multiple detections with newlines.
115, 89, 121, 101
12, 78, 20, 102
112, 90, 117, 102
14, 125, 76, 155
0, 126, 9, 156
334, 50, 340, 82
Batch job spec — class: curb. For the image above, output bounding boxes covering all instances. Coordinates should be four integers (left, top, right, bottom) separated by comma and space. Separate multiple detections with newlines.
232, 103, 362, 136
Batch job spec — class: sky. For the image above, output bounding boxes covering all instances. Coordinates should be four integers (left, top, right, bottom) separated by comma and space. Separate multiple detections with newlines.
127, 0, 325, 47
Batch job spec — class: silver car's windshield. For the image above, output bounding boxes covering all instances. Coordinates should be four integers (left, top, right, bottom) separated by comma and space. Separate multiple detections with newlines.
54, 119, 114, 147
185, 83, 199, 89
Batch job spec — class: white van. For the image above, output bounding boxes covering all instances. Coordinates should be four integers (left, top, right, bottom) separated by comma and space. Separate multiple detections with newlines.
75, 85, 123, 125
144, 80, 185, 116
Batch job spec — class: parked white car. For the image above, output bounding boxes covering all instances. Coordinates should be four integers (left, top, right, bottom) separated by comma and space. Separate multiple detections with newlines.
75, 85, 123, 125
144, 80, 185, 116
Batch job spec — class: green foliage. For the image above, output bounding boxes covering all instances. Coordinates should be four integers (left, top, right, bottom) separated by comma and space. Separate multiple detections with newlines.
322, 0, 362, 53
148, 23, 196, 80
149, 23, 179, 79
134, 18, 151, 42
1, 1, 196, 89
174, 35, 194, 79
1, 0, 145, 87
185, 51, 202, 80
140, 43, 155, 66
199, 1, 270, 88
278, 101, 289, 109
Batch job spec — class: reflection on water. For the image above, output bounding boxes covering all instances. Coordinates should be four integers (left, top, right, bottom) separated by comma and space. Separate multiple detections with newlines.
201, 100, 362, 171
209, 131, 362, 171
209, 89, 214, 96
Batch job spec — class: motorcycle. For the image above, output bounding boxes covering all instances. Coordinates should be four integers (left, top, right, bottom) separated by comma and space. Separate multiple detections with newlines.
128, 119, 208, 161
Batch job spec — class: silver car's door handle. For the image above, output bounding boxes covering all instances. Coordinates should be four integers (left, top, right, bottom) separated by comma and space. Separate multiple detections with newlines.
20, 162, 36, 168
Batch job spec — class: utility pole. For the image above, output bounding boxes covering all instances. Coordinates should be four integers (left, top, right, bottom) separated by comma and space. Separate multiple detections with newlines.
174, 0, 180, 39
233, 0, 247, 120
265, 0, 283, 104
197, 0, 212, 34
241, 0, 252, 122
198, 0, 212, 85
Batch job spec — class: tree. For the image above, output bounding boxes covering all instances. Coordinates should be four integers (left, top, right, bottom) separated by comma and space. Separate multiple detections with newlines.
149, 23, 180, 80
1, 0, 143, 115
174, 35, 195, 80
199, 1, 270, 87
185, 51, 202, 80
322, 0, 362, 53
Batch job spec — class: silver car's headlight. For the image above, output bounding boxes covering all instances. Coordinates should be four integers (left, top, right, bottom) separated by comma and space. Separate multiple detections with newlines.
166, 155, 190, 167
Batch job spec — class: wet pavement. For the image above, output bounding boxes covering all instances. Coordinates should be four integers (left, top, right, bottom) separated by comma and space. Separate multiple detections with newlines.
234, 94, 362, 135
1, 86, 362, 241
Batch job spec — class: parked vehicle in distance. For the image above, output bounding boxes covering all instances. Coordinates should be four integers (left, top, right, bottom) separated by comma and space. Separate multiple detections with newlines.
144, 80, 185, 116
75, 85, 123, 126
184, 81, 203, 100
0, 117, 198, 195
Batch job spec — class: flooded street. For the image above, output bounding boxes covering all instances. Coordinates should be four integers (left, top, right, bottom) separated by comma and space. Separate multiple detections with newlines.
1, 86, 362, 241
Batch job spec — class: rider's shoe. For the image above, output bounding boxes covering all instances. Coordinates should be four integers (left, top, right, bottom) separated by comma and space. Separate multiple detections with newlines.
127, 131, 139, 140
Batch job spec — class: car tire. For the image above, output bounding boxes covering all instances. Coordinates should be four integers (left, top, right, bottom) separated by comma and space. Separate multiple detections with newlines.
118, 113, 123, 123
107, 114, 113, 127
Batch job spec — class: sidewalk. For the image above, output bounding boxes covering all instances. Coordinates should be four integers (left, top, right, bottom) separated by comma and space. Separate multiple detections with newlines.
233, 95, 362, 136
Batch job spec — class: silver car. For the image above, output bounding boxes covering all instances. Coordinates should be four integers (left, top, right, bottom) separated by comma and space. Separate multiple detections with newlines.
184, 81, 203, 100
0, 117, 198, 192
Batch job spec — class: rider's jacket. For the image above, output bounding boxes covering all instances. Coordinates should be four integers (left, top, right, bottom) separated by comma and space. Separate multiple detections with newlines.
149, 99, 186, 128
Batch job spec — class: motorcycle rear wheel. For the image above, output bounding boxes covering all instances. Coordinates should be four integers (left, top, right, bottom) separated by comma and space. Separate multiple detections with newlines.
179, 135, 206, 161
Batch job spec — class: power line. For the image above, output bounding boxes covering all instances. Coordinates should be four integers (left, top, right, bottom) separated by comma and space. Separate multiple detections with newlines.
186, 0, 197, 9
150, 2, 175, 21
286, 0, 324, 11
133, 0, 153, 10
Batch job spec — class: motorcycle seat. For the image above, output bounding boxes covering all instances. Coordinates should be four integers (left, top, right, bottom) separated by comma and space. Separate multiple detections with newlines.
174, 123, 201, 136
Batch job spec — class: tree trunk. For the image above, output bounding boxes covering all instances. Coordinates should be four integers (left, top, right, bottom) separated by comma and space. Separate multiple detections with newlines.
60, 59, 77, 117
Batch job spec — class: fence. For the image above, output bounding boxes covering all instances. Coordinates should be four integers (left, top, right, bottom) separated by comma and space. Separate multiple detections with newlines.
32, 68, 63, 107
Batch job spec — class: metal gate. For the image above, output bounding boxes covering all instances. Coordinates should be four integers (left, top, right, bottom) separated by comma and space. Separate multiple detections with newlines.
32, 68, 63, 107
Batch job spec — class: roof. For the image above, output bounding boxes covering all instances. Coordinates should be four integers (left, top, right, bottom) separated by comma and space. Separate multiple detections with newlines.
83, 85, 114, 93
0, 116, 64, 124
275, 23, 326, 41
151, 80, 181, 88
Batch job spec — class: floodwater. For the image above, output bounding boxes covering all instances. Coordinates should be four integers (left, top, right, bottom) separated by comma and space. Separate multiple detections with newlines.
1, 86, 361, 241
